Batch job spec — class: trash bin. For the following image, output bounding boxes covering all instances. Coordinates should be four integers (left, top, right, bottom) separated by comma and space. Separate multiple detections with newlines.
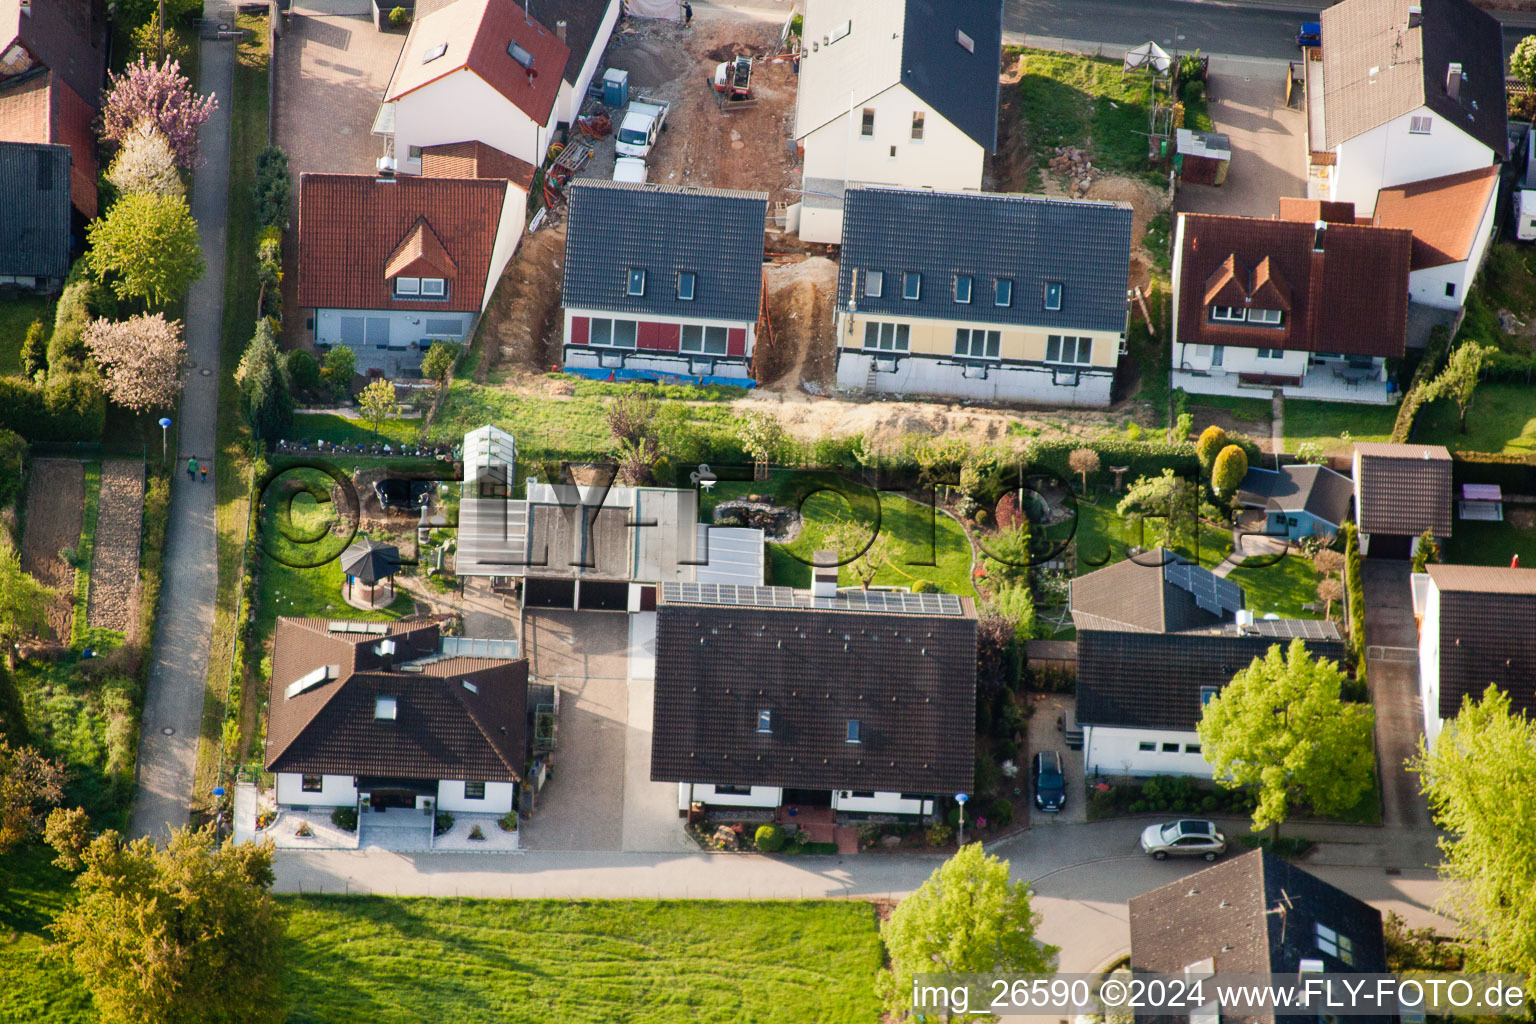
603, 68, 629, 108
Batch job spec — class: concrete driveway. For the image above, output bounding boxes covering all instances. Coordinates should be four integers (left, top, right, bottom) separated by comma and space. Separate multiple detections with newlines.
1362, 560, 1433, 828
1026, 693, 1087, 826
520, 609, 630, 851
1175, 57, 1306, 218
622, 612, 697, 853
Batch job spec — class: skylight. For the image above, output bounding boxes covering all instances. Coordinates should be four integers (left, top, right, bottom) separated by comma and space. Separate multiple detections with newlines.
677, 271, 696, 301
902, 272, 921, 301
627, 268, 646, 296
375, 696, 398, 720
1044, 282, 1063, 311
462, 680, 479, 694
422, 42, 448, 64
846, 719, 862, 743
865, 270, 883, 298
995, 279, 1013, 307
828, 20, 851, 44
508, 41, 534, 68
757, 709, 772, 733
956, 29, 975, 53
954, 275, 973, 304
284, 665, 337, 700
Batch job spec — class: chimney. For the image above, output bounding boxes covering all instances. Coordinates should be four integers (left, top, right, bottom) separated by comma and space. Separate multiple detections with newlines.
1311, 220, 1327, 252
1447, 62, 1463, 100
1407, 3, 1422, 28
812, 550, 839, 600
556, 19, 567, 43
374, 638, 396, 670
17, 0, 30, 14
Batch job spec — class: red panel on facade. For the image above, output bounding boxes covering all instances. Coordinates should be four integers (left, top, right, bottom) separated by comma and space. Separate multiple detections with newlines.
637, 321, 662, 350
726, 327, 747, 357
569, 316, 589, 345
657, 322, 681, 352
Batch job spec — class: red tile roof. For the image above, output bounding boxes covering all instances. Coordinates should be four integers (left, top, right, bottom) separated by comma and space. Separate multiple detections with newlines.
1372, 165, 1500, 270
385, 0, 568, 127
1177, 211, 1413, 358
421, 140, 536, 189
385, 217, 457, 279
1277, 197, 1357, 224
297, 172, 513, 313
0, 71, 97, 218
0, 0, 107, 105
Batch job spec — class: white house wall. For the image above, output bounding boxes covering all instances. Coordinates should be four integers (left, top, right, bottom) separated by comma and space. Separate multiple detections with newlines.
276, 772, 358, 807
314, 307, 474, 349
801, 85, 986, 191
677, 783, 783, 810
1407, 181, 1497, 310
1330, 107, 1493, 215
554, 0, 621, 125
393, 70, 549, 172
1418, 581, 1446, 750
837, 349, 1114, 406
436, 780, 516, 814
1083, 726, 1211, 778
831, 791, 933, 815
1173, 341, 1310, 380
482, 182, 527, 314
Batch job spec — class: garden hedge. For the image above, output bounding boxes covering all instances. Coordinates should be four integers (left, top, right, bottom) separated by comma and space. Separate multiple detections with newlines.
1392, 323, 1451, 443
1342, 522, 1366, 684
0, 372, 106, 442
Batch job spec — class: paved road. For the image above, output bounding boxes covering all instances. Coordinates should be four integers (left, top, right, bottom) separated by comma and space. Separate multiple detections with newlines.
128, 3, 233, 841
1363, 560, 1434, 829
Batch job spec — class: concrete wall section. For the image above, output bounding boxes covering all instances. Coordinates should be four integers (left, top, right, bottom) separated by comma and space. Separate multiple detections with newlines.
276, 772, 358, 807
801, 86, 985, 196
836, 349, 1114, 407
436, 780, 517, 814
1418, 580, 1446, 751
1083, 726, 1212, 778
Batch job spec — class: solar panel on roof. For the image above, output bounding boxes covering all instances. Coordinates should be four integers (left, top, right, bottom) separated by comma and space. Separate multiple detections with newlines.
1249, 618, 1338, 640
1164, 561, 1242, 616
663, 580, 962, 615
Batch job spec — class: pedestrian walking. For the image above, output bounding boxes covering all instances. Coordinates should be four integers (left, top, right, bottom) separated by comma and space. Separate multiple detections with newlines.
200, 462, 208, 483
187, 457, 197, 480
682, 1, 692, 27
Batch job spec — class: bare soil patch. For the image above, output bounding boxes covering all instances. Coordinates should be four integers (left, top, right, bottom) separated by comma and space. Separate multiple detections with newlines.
87, 461, 146, 637
21, 459, 83, 642
757, 256, 837, 391
479, 225, 568, 376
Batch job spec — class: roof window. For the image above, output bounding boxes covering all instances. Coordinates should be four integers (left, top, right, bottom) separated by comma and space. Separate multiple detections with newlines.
422, 42, 448, 64
508, 41, 534, 68
956, 29, 975, 53
757, 709, 772, 733
865, 269, 883, 298
1200, 685, 1220, 705
954, 275, 973, 304
627, 268, 646, 296
677, 271, 696, 301
846, 719, 862, 743
995, 279, 1013, 307
1044, 282, 1063, 311
462, 680, 479, 694
375, 696, 398, 720
902, 272, 921, 301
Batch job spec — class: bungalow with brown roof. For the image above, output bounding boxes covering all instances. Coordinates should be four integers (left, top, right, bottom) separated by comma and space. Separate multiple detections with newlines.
265, 617, 527, 818
1351, 441, 1452, 558
1171, 207, 1413, 404
1415, 564, 1536, 750
297, 171, 529, 371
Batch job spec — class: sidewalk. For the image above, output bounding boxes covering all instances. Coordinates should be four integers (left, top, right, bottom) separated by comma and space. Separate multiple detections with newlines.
128, 1, 233, 841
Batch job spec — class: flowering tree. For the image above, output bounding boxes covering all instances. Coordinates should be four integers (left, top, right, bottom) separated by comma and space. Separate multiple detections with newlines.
105, 122, 184, 198
82, 314, 187, 412
101, 56, 218, 169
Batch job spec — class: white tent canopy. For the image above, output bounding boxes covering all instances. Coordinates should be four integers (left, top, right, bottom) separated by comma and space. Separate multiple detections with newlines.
1124, 41, 1172, 75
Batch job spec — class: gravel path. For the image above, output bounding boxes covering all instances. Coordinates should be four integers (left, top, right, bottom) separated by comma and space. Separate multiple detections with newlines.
88, 461, 146, 635
20, 459, 83, 642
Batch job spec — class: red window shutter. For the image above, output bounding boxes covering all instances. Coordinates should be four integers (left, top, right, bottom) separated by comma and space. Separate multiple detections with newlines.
657, 323, 681, 352
638, 321, 662, 349
569, 316, 589, 345
726, 327, 747, 357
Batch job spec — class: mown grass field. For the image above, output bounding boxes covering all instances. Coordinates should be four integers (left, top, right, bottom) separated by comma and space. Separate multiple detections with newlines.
1282, 399, 1397, 454
1225, 552, 1327, 621
0, 293, 53, 377
1413, 387, 1536, 454
1043, 498, 1233, 573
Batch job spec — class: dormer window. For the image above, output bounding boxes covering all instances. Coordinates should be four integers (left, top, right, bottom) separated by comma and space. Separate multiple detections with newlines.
677, 271, 696, 301
422, 42, 447, 64
953, 275, 973, 304
1200, 685, 1220, 705
1248, 308, 1283, 326
757, 709, 772, 733
1044, 282, 1063, 311
1210, 305, 1246, 323
995, 279, 1013, 307
864, 270, 883, 298
508, 41, 534, 68
394, 276, 446, 299
627, 269, 646, 296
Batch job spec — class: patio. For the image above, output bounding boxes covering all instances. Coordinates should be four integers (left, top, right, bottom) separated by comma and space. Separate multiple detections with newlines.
1173, 366, 1396, 405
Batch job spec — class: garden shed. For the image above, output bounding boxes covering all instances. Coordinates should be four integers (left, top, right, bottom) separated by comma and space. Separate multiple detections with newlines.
1175, 128, 1231, 185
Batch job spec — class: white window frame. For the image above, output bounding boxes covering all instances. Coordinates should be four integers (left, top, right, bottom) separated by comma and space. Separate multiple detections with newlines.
954, 328, 1000, 360
995, 279, 1013, 307
1210, 305, 1246, 323
1248, 307, 1282, 325
1043, 282, 1063, 311
393, 276, 421, 297
627, 269, 646, 297
419, 277, 446, 298
681, 324, 728, 355
864, 270, 883, 298
863, 321, 909, 352
1045, 334, 1093, 365
677, 271, 696, 301
1409, 115, 1432, 134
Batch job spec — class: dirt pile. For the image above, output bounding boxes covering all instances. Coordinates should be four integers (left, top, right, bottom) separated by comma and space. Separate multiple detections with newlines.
481, 225, 566, 375
1049, 146, 1098, 196
758, 256, 837, 391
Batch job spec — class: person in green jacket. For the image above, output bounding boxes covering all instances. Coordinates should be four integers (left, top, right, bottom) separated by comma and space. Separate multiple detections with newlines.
187, 457, 197, 480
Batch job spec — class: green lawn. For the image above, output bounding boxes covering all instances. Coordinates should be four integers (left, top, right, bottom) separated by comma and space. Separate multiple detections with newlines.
1444, 519, 1536, 567
0, 293, 53, 377
1191, 394, 1271, 427
1012, 48, 1210, 177
1044, 498, 1233, 573
1413, 388, 1536, 454
1282, 399, 1397, 454
292, 411, 424, 446
1225, 553, 1327, 620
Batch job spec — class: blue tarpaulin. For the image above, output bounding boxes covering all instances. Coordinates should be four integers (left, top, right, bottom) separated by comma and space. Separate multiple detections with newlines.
562, 366, 757, 389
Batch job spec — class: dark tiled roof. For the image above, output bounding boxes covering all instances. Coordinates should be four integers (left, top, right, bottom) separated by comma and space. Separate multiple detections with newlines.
561, 180, 768, 323
0, 71, 98, 218
1177, 212, 1412, 358
0, 0, 107, 105
1069, 552, 1230, 634
1130, 851, 1389, 1024
297, 173, 514, 313
420, 140, 536, 189
650, 600, 977, 793
1321, 0, 1507, 159
1353, 442, 1453, 537
838, 188, 1133, 334
1373, 166, 1500, 269
265, 618, 527, 781
1235, 464, 1353, 527
1076, 629, 1346, 730
900, 0, 1003, 150
1426, 564, 1536, 720
0, 140, 70, 280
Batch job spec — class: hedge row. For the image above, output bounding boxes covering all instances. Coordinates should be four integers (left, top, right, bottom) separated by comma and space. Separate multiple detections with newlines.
0, 373, 107, 442
1342, 521, 1366, 684
1390, 323, 1451, 443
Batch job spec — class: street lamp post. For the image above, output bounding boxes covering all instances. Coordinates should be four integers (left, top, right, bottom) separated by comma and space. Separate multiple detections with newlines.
158, 417, 173, 464
955, 792, 969, 847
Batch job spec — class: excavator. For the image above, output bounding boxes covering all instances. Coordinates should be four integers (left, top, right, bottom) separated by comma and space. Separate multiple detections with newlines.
710, 55, 755, 109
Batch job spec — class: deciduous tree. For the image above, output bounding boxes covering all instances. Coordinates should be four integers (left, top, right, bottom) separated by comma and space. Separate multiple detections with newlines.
0, 742, 67, 854
420, 341, 460, 384
1068, 447, 1100, 495
877, 844, 1058, 1015
1420, 342, 1491, 433
321, 345, 356, 394
51, 825, 288, 1024
604, 390, 658, 446
44, 805, 92, 870
1211, 443, 1248, 500
1315, 576, 1343, 620
358, 378, 398, 438
826, 519, 894, 590
1198, 638, 1374, 837
100, 56, 217, 169
1117, 468, 1199, 549
738, 411, 784, 479
85, 192, 205, 308
0, 541, 53, 668
107, 122, 184, 198
82, 314, 186, 412
1513, 35, 1536, 90
1411, 687, 1536, 984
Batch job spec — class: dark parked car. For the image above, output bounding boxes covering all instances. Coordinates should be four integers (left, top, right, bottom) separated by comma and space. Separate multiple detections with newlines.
1032, 750, 1065, 812
373, 478, 433, 511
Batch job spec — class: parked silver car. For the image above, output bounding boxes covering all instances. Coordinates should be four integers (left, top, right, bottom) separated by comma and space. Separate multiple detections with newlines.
1140, 819, 1227, 861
